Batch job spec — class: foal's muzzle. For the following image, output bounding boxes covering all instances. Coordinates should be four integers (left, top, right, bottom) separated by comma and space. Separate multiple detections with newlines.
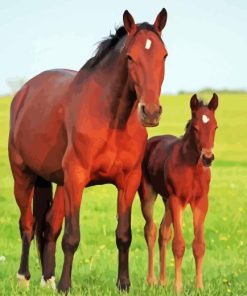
201, 149, 215, 167
139, 104, 162, 127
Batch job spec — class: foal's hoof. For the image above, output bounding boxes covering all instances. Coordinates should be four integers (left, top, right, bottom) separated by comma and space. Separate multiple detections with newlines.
16, 273, 30, 289
57, 281, 71, 295
147, 276, 157, 286
40, 275, 56, 290
117, 279, 131, 292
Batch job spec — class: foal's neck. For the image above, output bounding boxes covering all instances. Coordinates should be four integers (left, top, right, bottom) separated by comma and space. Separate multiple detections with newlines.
181, 124, 201, 165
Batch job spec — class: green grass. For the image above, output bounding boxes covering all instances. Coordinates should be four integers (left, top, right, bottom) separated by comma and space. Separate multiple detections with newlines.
0, 93, 246, 295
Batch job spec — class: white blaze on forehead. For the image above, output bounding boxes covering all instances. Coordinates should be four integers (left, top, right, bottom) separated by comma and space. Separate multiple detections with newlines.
145, 39, 152, 49
202, 114, 210, 123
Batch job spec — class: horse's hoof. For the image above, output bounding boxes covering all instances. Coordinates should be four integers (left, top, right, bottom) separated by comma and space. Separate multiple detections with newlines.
117, 279, 131, 292
196, 283, 204, 290
16, 273, 30, 289
174, 283, 183, 294
159, 278, 168, 286
40, 275, 56, 290
147, 276, 157, 286
57, 281, 71, 295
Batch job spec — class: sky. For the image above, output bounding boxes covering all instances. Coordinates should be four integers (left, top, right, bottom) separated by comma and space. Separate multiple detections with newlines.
0, 0, 246, 94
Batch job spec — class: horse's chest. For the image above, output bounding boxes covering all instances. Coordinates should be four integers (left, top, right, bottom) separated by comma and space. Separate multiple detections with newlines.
168, 166, 210, 204
91, 134, 146, 182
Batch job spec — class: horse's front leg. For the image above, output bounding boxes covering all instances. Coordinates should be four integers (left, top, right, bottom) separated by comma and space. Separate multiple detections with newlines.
170, 195, 185, 293
57, 155, 89, 294
191, 196, 208, 289
116, 169, 141, 292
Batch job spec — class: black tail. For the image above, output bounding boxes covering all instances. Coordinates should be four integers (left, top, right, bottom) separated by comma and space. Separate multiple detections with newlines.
33, 176, 53, 263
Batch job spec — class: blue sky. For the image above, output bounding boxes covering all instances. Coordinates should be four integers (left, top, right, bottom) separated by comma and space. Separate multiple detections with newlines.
0, 0, 246, 94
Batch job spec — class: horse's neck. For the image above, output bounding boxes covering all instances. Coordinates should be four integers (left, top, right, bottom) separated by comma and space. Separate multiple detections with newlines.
97, 50, 138, 129
181, 127, 201, 165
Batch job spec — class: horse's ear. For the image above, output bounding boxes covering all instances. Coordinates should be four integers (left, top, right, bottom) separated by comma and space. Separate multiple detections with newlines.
190, 94, 199, 111
208, 93, 218, 111
154, 8, 167, 34
123, 10, 137, 34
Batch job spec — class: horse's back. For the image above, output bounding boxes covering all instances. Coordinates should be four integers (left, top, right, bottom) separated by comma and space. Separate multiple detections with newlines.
9, 69, 77, 183
142, 134, 178, 196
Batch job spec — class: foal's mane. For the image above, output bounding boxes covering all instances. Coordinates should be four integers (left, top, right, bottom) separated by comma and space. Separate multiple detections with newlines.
82, 23, 161, 70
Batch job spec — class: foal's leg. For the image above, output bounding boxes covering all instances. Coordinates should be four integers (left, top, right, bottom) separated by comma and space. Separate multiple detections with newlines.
41, 186, 64, 289
116, 169, 142, 292
13, 167, 35, 288
158, 199, 172, 285
139, 179, 157, 285
170, 196, 185, 293
191, 197, 208, 289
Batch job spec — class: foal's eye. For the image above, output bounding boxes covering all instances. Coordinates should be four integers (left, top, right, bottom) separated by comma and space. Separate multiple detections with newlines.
164, 54, 168, 60
127, 55, 133, 62
193, 125, 199, 132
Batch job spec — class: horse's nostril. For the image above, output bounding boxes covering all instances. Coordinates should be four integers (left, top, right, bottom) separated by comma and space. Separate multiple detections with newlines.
158, 105, 162, 115
141, 105, 147, 116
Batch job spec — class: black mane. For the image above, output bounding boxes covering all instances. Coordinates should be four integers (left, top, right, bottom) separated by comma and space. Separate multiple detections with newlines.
82, 23, 160, 70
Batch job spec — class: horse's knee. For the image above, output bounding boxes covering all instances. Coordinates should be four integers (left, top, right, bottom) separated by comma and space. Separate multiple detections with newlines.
144, 222, 156, 245
62, 230, 80, 253
192, 240, 205, 258
158, 227, 171, 248
116, 228, 132, 251
172, 238, 185, 259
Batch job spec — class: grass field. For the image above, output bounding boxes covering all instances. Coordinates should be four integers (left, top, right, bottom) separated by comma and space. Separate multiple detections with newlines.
0, 93, 246, 295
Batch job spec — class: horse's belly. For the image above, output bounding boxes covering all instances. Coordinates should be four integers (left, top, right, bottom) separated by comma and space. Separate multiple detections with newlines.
15, 117, 67, 183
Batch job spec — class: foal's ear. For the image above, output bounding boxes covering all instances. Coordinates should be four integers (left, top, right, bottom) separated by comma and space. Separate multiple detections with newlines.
123, 10, 137, 34
154, 8, 168, 34
208, 93, 218, 112
190, 94, 199, 111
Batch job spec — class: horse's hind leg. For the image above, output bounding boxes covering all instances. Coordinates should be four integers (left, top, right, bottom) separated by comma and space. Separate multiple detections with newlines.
41, 185, 64, 289
12, 165, 35, 288
191, 196, 208, 289
158, 199, 172, 285
139, 177, 158, 285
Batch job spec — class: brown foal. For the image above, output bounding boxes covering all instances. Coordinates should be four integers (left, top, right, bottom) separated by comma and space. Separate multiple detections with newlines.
139, 93, 218, 292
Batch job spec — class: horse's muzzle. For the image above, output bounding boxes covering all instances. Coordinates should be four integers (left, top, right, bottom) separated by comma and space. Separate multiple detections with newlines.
139, 104, 162, 127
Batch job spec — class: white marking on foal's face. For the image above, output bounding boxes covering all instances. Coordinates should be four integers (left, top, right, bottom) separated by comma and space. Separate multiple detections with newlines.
202, 114, 210, 123
145, 39, 152, 50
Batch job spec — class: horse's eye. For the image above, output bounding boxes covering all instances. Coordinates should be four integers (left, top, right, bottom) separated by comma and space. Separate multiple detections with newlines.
164, 54, 168, 60
127, 55, 133, 62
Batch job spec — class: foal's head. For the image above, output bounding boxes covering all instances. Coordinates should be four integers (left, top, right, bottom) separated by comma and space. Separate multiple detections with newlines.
190, 93, 219, 166
123, 9, 168, 126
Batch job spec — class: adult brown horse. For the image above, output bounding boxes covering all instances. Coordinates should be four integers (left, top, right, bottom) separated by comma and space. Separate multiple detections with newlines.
8, 9, 168, 293
139, 94, 218, 292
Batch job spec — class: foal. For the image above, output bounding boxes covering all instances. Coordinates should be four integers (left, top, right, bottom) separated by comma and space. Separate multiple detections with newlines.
139, 94, 218, 292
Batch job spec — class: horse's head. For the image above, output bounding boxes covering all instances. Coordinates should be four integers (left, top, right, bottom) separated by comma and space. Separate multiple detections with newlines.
190, 93, 219, 167
123, 9, 168, 127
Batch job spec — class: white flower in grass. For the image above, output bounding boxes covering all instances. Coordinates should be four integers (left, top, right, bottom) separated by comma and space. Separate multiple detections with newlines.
0, 256, 6, 262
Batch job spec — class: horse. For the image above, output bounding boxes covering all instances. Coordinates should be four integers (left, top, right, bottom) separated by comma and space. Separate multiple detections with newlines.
138, 93, 218, 292
8, 9, 168, 293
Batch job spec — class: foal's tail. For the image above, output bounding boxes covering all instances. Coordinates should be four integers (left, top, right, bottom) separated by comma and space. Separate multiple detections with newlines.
33, 176, 53, 262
